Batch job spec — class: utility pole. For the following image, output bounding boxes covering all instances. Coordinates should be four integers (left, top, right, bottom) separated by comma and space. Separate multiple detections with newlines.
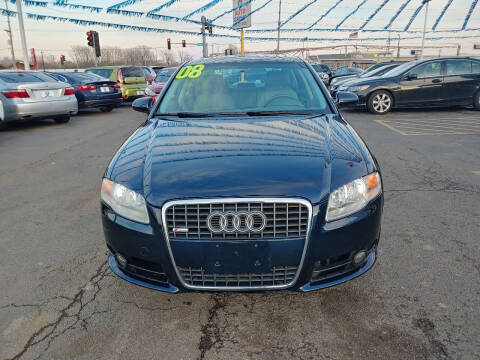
201, 16, 208, 58
4, 0, 16, 69
397, 35, 401, 59
16, 0, 30, 70
386, 30, 391, 58
420, 0, 430, 60
276, 0, 282, 55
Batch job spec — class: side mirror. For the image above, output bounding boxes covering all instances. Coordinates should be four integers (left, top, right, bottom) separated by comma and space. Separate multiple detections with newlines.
132, 97, 153, 114
336, 91, 359, 108
407, 73, 418, 80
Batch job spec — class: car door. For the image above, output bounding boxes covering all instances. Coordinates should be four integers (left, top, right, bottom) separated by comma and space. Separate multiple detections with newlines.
395, 60, 445, 106
443, 59, 477, 104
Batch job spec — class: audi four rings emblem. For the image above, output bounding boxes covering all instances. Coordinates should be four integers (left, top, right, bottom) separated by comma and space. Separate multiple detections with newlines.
207, 211, 267, 233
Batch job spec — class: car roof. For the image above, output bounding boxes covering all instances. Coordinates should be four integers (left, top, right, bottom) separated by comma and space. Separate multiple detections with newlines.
186, 55, 305, 66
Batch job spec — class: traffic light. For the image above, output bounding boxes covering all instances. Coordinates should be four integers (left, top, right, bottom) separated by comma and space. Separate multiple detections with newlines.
167, 38, 171, 50
60, 55, 66, 65
87, 31, 93, 47
182, 40, 186, 48
87, 31, 101, 57
93, 31, 101, 57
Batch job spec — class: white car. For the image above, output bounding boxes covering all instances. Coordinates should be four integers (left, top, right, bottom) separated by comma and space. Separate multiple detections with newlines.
0, 71, 78, 127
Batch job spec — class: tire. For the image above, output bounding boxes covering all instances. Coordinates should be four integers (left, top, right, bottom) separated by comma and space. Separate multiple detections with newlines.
367, 90, 393, 115
474, 91, 480, 111
99, 106, 113, 113
54, 115, 70, 124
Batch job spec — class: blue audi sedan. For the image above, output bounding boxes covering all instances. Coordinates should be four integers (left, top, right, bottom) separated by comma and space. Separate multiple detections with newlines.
101, 56, 383, 293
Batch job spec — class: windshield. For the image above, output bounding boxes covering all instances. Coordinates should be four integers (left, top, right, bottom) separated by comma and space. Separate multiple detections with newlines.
335, 67, 361, 76
157, 61, 329, 115
381, 61, 418, 77
0, 72, 54, 83
155, 69, 176, 83
360, 65, 395, 78
311, 64, 328, 72
121, 67, 144, 78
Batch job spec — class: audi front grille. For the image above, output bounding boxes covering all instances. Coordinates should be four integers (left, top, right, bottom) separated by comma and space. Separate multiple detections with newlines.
161, 198, 312, 290
164, 201, 309, 240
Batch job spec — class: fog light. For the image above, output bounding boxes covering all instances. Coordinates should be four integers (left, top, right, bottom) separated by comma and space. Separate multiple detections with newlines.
115, 253, 128, 268
353, 250, 367, 266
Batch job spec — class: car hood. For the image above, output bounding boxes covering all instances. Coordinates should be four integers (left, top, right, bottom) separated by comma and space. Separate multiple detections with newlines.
345, 76, 392, 86
107, 115, 370, 207
332, 75, 358, 86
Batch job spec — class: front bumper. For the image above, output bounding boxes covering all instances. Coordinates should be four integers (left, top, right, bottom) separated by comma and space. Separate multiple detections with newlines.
102, 196, 382, 293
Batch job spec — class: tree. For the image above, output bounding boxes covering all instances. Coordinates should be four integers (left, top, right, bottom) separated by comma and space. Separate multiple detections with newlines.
160, 49, 176, 66
177, 50, 193, 63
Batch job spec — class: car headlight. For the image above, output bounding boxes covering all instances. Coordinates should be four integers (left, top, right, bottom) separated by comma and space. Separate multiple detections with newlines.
326, 172, 382, 222
101, 179, 149, 224
144, 86, 156, 96
347, 85, 370, 92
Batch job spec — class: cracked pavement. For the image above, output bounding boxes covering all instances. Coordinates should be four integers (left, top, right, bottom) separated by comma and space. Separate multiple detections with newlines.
1, 106, 479, 359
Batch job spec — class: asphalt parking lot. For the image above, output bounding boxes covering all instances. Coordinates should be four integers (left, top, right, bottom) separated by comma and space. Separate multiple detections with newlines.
1, 106, 479, 360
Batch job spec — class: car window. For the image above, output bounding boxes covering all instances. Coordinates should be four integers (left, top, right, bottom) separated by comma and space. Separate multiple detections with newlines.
53, 74, 69, 83
86, 69, 113, 78
382, 61, 418, 77
0, 72, 54, 83
158, 61, 329, 115
446, 59, 471, 75
409, 61, 442, 78
471, 60, 480, 74
121, 67, 145, 78
155, 69, 176, 83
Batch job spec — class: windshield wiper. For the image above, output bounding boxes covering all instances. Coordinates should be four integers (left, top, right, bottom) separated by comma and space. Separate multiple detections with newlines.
246, 110, 320, 116
156, 112, 216, 118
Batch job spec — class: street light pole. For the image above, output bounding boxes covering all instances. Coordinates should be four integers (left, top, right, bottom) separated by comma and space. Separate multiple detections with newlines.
276, 0, 282, 55
16, 0, 30, 70
4, 0, 16, 69
420, 0, 430, 60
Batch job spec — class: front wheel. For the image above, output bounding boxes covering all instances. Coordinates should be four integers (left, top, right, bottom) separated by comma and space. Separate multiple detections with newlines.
53, 115, 70, 124
368, 90, 393, 115
473, 91, 480, 110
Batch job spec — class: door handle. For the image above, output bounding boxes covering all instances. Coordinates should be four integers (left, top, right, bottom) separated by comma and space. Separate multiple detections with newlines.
432, 79, 442, 83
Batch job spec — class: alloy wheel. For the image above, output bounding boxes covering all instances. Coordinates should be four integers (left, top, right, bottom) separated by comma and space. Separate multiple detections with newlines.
372, 93, 392, 113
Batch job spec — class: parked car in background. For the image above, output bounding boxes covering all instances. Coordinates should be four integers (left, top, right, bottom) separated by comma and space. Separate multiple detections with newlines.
311, 64, 332, 85
339, 57, 480, 114
330, 67, 363, 85
330, 63, 404, 97
152, 66, 166, 74
330, 62, 404, 89
85, 66, 147, 101
140, 66, 156, 84
0, 71, 77, 127
45, 71, 122, 112
144, 67, 177, 103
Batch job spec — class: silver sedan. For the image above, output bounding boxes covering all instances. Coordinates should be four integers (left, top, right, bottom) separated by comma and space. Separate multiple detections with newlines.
0, 71, 78, 125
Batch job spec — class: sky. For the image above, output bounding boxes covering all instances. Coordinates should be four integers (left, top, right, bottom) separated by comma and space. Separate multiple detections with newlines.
0, 0, 479, 62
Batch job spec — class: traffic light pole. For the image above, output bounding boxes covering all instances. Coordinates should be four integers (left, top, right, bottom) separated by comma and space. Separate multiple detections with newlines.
201, 16, 208, 58
16, 0, 30, 70
92, 46, 98, 67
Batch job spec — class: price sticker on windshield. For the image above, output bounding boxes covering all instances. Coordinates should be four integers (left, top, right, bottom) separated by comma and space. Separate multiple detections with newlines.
176, 64, 205, 79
